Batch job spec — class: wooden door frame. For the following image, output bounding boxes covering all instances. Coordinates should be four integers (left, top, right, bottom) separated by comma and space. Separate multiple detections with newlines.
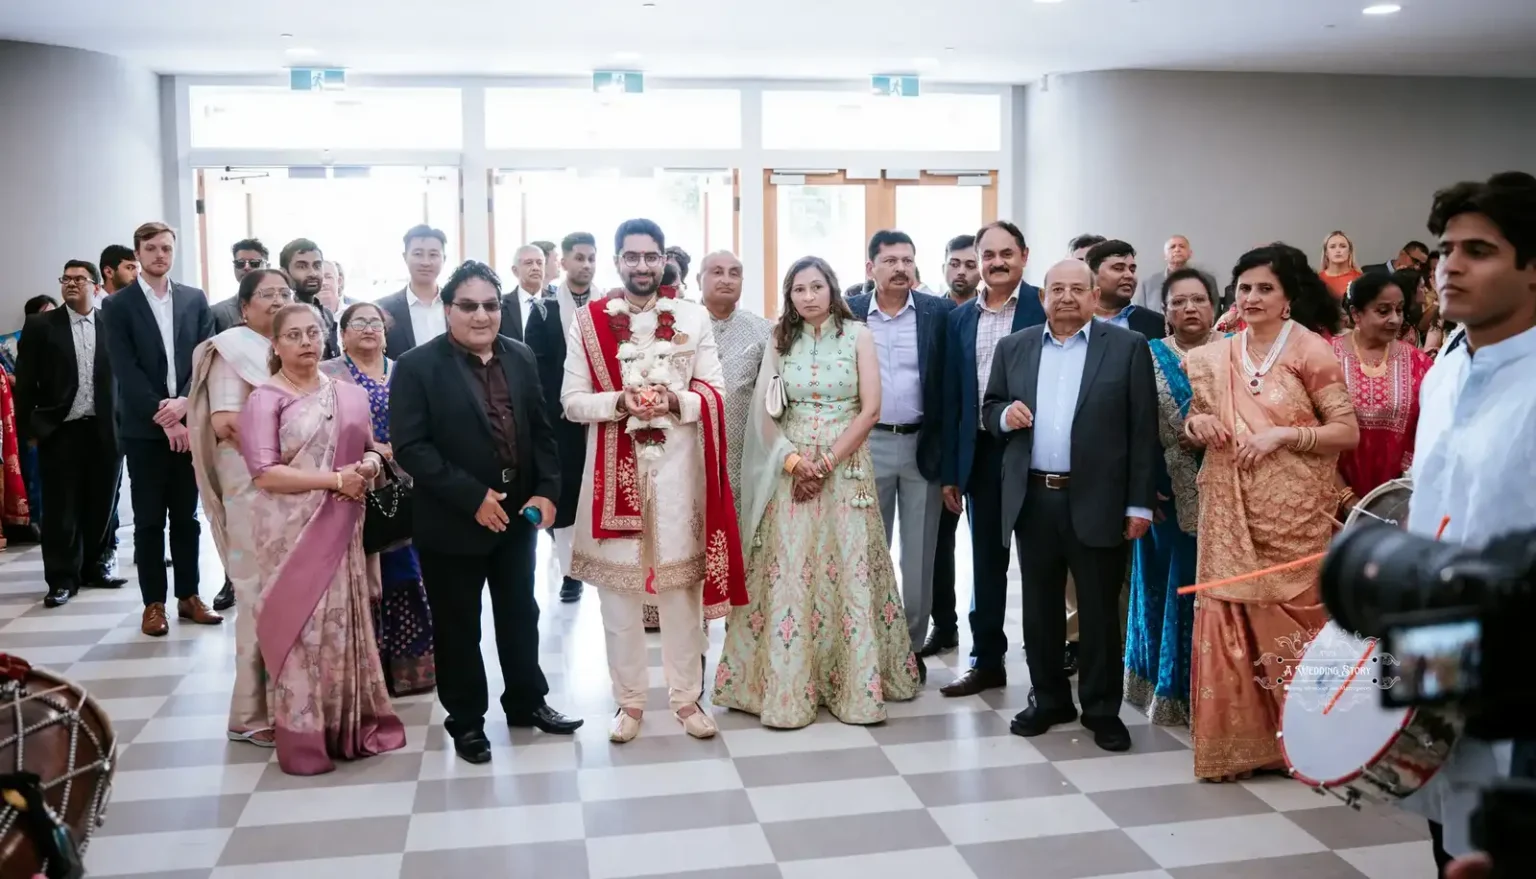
761, 169, 997, 317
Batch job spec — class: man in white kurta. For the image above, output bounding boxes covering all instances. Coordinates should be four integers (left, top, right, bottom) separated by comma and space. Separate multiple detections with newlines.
561, 220, 730, 743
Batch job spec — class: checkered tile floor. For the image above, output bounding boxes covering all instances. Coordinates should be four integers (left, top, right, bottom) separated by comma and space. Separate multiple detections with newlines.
0, 520, 1439, 879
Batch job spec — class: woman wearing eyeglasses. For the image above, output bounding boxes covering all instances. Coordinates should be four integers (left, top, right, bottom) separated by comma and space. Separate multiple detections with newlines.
320, 302, 437, 697
188, 268, 294, 749
240, 303, 404, 775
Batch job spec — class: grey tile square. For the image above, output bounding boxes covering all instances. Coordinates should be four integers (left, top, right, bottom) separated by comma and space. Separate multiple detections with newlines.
636, 869, 783, 879
904, 762, 1077, 807
157, 690, 240, 717
583, 789, 758, 838
219, 815, 411, 866
254, 752, 424, 792
399, 841, 589, 879
94, 793, 249, 837
2, 628, 114, 647
759, 810, 946, 863
77, 674, 186, 699
412, 771, 581, 812
81, 638, 218, 661
1088, 781, 1275, 827
866, 709, 1013, 746
1026, 723, 1188, 761
0, 568, 48, 585
115, 718, 148, 743
115, 738, 276, 772
1168, 851, 1370, 878
733, 746, 898, 788
393, 700, 434, 727
577, 731, 734, 767
959, 830, 1161, 879
21, 599, 138, 617
1283, 803, 1432, 849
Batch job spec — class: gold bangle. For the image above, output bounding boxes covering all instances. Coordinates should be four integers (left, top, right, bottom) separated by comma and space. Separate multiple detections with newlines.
335, 471, 343, 491
784, 453, 802, 474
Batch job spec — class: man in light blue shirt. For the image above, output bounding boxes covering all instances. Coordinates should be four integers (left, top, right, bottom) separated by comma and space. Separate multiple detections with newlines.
1399, 171, 1536, 877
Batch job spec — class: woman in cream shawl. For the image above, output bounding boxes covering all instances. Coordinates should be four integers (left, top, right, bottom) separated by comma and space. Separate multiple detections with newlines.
189, 268, 293, 747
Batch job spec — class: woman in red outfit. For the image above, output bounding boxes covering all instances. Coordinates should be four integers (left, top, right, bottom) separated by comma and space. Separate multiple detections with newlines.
1330, 272, 1433, 510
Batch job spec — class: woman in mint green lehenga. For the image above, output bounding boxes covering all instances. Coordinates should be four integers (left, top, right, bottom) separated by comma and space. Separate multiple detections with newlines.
712, 256, 920, 729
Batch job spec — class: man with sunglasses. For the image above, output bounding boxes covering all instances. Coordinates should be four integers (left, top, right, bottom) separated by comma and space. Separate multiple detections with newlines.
392, 260, 580, 765
211, 239, 269, 334
561, 218, 745, 744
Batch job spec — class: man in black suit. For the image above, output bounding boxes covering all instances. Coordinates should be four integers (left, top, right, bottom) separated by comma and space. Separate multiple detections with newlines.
1085, 240, 1166, 341
15, 260, 126, 607
1363, 239, 1431, 276
377, 224, 449, 356
502, 243, 547, 343
981, 258, 1157, 752
847, 230, 955, 670
102, 222, 223, 636
392, 260, 581, 765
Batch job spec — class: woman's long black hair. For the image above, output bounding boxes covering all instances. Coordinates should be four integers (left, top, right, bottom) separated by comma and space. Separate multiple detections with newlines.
1230, 243, 1343, 336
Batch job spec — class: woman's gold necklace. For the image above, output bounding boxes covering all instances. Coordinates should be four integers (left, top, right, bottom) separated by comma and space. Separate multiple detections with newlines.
278, 369, 318, 393
1351, 335, 1390, 378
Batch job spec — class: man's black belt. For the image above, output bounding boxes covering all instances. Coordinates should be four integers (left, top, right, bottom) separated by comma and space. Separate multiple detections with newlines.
1028, 470, 1070, 490
873, 422, 922, 435
498, 467, 517, 485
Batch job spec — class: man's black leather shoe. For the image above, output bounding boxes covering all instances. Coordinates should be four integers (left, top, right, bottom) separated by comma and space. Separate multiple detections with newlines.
212, 580, 236, 611
43, 586, 72, 608
452, 729, 493, 764
559, 577, 583, 603
1083, 715, 1133, 752
508, 705, 584, 735
917, 628, 959, 658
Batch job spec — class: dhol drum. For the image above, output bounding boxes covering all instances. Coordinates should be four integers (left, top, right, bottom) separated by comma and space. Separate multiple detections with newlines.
0, 654, 117, 879
1343, 477, 1413, 530
1279, 621, 1461, 808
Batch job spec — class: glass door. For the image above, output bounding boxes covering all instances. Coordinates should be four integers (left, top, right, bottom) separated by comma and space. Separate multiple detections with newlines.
490, 169, 736, 298
893, 175, 993, 292
197, 165, 461, 303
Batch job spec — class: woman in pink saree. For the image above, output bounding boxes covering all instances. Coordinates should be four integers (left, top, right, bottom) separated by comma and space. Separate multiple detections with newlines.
239, 304, 405, 775
1183, 245, 1358, 782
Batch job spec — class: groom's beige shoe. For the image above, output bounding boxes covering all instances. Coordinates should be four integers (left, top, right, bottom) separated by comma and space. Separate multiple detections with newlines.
610, 710, 642, 744
676, 706, 717, 739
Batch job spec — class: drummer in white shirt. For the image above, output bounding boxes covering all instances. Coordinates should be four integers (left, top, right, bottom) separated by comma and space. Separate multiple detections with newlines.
1403, 171, 1536, 878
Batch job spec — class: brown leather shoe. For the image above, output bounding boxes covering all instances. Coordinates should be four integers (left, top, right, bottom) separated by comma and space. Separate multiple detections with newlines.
177, 596, 224, 625
142, 603, 169, 637
939, 667, 1007, 697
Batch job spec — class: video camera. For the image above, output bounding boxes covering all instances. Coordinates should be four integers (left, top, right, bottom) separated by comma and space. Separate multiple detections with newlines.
1321, 522, 1536, 878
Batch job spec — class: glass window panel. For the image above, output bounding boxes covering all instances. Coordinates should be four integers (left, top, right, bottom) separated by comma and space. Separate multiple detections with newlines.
198, 166, 459, 304
189, 87, 462, 149
492, 169, 736, 305
895, 185, 985, 288
485, 88, 740, 149
774, 184, 868, 300
761, 91, 1001, 151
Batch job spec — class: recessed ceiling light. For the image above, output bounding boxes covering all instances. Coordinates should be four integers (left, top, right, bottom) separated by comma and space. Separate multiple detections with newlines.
279, 32, 293, 39
641, 1, 656, 7
1363, 3, 1401, 14
284, 46, 318, 57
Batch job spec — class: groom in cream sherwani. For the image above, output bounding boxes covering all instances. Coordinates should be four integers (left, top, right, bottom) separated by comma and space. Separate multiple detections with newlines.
561, 218, 748, 744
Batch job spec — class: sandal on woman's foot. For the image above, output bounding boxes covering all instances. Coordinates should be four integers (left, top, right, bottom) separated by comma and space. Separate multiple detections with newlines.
675, 704, 717, 739
228, 728, 276, 748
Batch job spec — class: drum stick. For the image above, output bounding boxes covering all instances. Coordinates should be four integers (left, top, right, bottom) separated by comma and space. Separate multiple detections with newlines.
1176, 551, 1327, 596
1435, 515, 1451, 540
1323, 639, 1377, 715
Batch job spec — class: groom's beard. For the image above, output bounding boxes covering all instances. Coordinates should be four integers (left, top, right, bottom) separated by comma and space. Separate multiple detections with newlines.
624, 273, 658, 299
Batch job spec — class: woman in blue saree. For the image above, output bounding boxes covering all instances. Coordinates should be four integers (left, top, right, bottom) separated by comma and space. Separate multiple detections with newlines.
1125, 268, 1218, 726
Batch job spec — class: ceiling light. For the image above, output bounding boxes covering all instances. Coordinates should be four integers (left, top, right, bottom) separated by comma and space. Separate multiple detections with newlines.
279, 32, 293, 39
641, 2, 656, 7
1362, 3, 1401, 14
284, 46, 318, 57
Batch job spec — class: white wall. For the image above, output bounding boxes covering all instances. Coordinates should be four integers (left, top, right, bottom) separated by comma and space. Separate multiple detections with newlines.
0, 41, 164, 327
1019, 70, 1536, 287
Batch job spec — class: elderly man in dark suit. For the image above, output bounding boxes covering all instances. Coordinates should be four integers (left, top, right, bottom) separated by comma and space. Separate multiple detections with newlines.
15, 260, 125, 608
102, 222, 222, 636
846, 230, 955, 667
980, 258, 1157, 752
932, 222, 1046, 686
377, 224, 450, 355
392, 260, 581, 766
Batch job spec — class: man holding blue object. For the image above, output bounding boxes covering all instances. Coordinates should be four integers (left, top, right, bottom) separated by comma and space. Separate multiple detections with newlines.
392, 259, 581, 766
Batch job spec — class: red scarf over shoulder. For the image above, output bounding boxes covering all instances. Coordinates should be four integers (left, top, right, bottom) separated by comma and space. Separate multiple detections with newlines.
574, 289, 747, 619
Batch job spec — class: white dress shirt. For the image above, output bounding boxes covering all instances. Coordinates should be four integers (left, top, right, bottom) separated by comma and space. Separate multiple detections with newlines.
407, 289, 446, 345
519, 287, 542, 335
141, 277, 177, 396
1399, 324, 1536, 855
65, 307, 97, 420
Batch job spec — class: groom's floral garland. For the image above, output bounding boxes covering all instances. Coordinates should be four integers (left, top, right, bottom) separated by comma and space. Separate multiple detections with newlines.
605, 286, 678, 461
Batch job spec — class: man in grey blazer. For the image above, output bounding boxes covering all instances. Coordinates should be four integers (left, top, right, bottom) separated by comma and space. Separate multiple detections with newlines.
210, 238, 269, 334
980, 258, 1157, 752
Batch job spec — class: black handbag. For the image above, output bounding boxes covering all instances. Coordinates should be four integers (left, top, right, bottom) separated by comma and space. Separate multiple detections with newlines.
363, 458, 413, 554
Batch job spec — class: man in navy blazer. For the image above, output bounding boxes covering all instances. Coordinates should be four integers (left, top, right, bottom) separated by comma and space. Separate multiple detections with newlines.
933, 222, 1047, 692
846, 230, 954, 667
103, 222, 222, 637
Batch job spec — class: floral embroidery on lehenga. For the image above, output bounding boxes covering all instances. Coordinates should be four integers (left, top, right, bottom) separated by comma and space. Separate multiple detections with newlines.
711, 324, 918, 728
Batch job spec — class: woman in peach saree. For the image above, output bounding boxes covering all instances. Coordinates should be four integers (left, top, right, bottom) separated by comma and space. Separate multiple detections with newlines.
1183, 245, 1358, 782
